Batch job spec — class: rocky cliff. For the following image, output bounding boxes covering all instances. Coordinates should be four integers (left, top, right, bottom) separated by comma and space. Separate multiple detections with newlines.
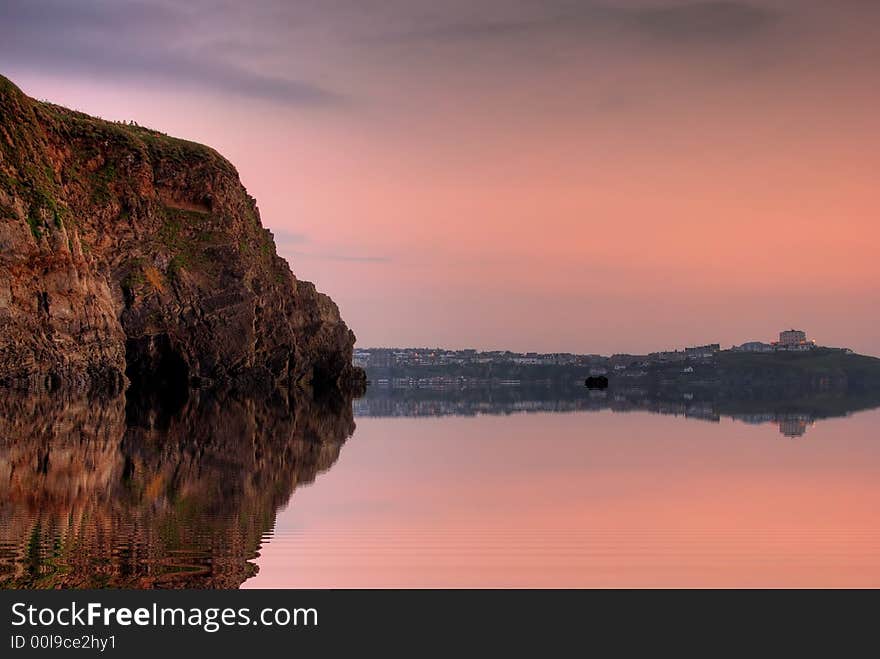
0, 74, 362, 392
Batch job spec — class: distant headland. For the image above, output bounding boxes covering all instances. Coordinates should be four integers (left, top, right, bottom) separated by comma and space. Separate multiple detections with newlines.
355, 328, 868, 374
353, 328, 880, 438
354, 328, 880, 396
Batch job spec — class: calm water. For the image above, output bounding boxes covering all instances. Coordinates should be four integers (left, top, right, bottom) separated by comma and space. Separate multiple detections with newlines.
2, 386, 880, 588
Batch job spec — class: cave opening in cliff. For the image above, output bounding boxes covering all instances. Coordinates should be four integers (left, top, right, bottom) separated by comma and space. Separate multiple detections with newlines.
124, 334, 190, 421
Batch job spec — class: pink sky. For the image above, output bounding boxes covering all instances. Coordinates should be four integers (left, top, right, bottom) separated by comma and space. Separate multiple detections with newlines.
4, 1, 879, 354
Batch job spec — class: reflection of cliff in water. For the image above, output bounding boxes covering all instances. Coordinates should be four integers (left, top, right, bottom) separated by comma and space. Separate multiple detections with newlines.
355, 382, 880, 437
0, 388, 355, 589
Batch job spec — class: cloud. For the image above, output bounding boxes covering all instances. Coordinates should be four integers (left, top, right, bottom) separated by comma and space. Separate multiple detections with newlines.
287, 250, 391, 263
270, 229, 309, 245
626, 2, 776, 41
383, 1, 776, 45
0, 0, 341, 105
0, 1, 782, 105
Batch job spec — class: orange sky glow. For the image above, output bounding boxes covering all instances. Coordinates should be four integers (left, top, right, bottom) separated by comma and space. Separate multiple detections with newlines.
5, 0, 878, 354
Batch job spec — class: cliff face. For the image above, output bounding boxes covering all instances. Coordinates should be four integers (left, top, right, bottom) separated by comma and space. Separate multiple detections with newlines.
0, 74, 361, 391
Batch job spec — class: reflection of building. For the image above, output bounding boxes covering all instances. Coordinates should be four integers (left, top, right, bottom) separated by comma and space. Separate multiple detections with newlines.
737, 410, 815, 437
777, 416, 812, 438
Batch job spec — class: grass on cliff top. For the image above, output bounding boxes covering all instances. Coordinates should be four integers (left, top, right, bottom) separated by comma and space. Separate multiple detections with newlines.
2, 72, 242, 243
0, 74, 22, 99
35, 101, 238, 176
0, 76, 63, 238
0, 73, 236, 177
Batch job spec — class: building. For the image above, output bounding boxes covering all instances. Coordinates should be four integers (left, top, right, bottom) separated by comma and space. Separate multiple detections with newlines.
649, 350, 686, 362
736, 341, 774, 353
685, 344, 720, 359
779, 329, 807, 346
774, 329, 817, 351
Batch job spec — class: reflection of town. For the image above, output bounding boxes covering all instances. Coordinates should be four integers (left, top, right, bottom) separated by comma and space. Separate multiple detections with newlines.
0, 388, 356, 589
736, 413, 814, 438
354, 383, 876, 438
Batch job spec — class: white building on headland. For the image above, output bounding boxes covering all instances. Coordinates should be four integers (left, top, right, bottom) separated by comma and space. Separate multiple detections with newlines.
775, 329, 816, 351
731, 330, 816, 353
779, 329, 807, 346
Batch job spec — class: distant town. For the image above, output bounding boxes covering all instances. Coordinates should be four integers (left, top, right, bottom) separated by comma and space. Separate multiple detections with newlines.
352, 328, 880, 438
354, 328, 851, 375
